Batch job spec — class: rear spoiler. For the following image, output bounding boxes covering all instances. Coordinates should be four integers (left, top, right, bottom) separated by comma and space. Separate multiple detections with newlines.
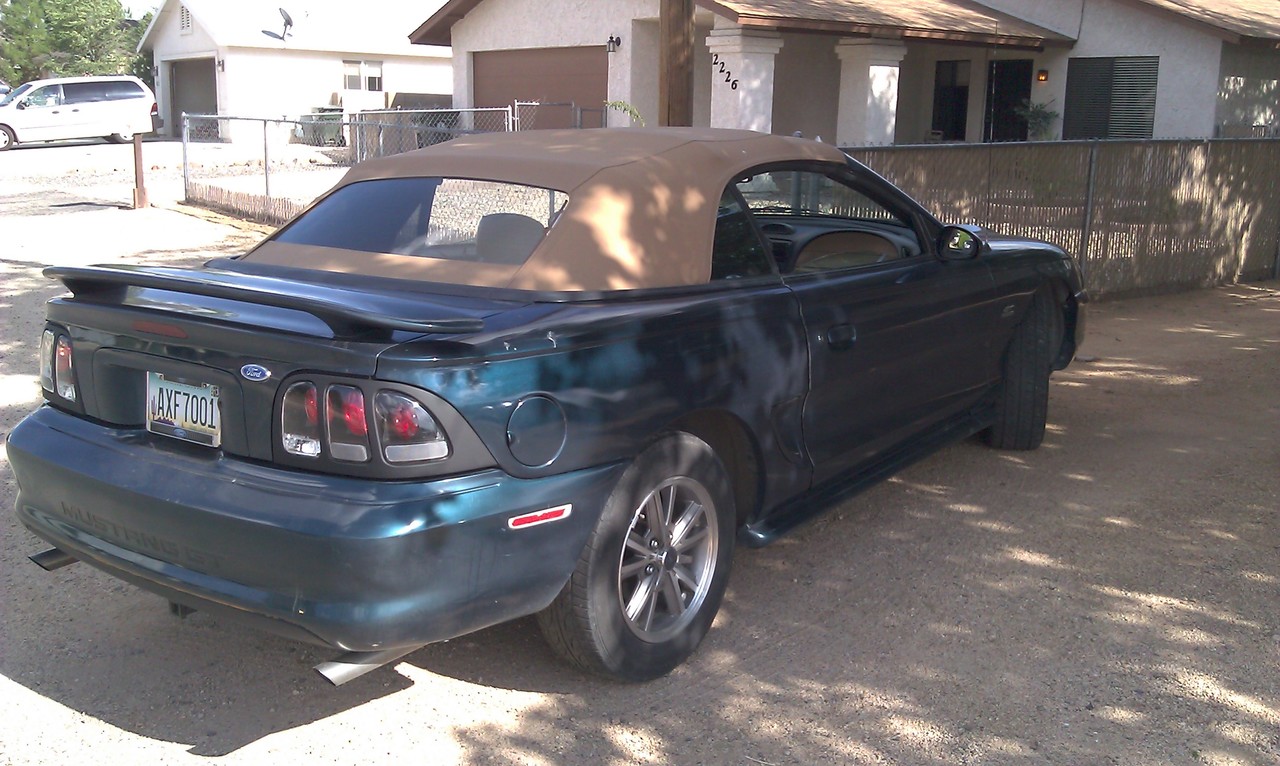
45, 265, 485, 339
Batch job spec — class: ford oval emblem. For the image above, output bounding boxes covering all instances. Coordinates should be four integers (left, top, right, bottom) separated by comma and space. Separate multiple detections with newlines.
240, 364, 272, 382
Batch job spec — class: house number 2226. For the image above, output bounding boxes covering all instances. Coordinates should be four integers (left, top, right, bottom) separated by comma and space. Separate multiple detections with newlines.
710, 54, 739, 90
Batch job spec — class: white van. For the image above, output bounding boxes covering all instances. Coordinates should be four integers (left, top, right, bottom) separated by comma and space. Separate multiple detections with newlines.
0, 75, 158, 151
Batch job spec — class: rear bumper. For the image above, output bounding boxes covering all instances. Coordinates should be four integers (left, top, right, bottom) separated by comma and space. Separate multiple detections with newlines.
8, 405, 624, 652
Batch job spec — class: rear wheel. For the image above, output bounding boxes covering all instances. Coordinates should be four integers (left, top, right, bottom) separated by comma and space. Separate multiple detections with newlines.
107, 132, 135, 144
0, 125, 15, 151
537, 432, 735, 681
984, 289, 1062, 450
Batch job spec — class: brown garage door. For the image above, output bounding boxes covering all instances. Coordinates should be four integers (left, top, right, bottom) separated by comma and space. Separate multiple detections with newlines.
170, 57, 217, 135
474, 47, 607, 129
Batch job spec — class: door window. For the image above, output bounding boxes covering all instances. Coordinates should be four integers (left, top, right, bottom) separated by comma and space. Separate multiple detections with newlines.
62, 82, 106, 104
735, 168, 920, 272
24, 86, 62, 107
711, 188, 772, 280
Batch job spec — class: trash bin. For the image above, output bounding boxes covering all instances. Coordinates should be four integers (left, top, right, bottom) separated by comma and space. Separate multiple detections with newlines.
299, 106, 345, 146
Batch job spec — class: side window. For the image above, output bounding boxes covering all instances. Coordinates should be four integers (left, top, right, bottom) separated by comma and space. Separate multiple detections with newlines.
24, 86, 62, 107
736, 168, 920, 273
104, 81, 145, 100
62, 82, 104, 104
711, 188, 772, 280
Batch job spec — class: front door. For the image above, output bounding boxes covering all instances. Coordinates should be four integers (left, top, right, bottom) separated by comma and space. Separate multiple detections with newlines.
985, 59, 1033, 142
736, 165, 998, 484
15, 84, 67, 141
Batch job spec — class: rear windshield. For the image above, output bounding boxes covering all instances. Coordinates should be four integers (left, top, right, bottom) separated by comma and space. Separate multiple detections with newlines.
272, 177, 569, 267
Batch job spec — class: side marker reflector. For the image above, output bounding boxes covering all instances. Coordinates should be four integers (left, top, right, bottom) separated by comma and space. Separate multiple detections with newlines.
508, 504, 572, 530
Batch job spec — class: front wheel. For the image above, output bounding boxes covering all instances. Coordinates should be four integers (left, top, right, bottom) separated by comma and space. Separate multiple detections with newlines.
984, 289, 1062, 450
537, 432, 735, 681
0, 125, 15, 151
107, 132, 135, 144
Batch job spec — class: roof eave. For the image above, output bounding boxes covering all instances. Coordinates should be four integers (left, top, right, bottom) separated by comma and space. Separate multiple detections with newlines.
136, 0, 174, 53
410, 0, 479, 46
732, 15, 1074, 50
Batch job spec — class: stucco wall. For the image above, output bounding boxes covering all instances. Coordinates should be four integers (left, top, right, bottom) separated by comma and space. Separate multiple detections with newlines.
926, 0, 1228, 139
219, 49, 450, 119
771, 33, 839, 141
1217, 43, 1280, 131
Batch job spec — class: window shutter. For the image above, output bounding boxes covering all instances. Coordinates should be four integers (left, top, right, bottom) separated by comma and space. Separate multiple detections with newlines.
1108, 56, 1158, 139
1063, 58, 1113, 140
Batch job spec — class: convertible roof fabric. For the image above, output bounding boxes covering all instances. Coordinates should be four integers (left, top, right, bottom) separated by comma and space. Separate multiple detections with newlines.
245, 128, 848, 291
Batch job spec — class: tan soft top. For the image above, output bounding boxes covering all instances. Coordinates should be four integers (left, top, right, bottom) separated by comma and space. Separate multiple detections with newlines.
245, 127, 848, 292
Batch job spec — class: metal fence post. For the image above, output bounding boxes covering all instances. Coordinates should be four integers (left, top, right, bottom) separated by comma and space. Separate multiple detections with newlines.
181, 113, 191, 202
1079, 141, 1100, 283
263, 118, 271, 203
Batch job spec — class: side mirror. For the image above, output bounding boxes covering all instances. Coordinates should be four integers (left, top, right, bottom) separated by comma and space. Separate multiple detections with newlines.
16, 100, 27, 110
940, 225, 981, 260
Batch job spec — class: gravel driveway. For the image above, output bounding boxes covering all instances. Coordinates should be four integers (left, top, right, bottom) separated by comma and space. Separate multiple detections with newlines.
1, 144, 1278, 765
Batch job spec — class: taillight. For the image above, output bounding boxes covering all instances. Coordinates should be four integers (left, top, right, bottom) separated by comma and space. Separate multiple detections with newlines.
326, 385, 370, 462
374, 391, 449, 463
281, 382, 321, 457
40, 331, 77, 402
39, 331, 55, 393
279, 380, 451, 466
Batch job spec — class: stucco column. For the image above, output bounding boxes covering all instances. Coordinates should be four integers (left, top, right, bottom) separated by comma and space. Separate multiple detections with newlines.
835, 39, 907, 146
704, 29, 784, 133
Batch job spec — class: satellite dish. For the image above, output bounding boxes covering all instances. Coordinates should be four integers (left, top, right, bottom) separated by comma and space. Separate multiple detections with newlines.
262, 7, 293, 41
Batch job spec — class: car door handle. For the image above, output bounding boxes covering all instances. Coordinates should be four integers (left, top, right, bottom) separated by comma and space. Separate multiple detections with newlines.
826, 323, 856, 351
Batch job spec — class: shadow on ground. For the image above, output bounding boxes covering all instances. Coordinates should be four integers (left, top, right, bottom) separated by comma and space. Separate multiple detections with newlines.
0, 279, 1276, 763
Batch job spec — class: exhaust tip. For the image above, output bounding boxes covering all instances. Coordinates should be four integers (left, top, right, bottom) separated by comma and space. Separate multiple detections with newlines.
30, 548, 78, 571
314, 646, 422, 686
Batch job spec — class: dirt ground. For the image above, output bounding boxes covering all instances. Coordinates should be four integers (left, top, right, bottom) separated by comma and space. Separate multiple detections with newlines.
1, 155, 1278, 765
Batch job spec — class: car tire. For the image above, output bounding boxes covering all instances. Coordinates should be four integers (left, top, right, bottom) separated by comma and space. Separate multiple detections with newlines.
537, 432, 735, 681
984, 289, 1062, 450
107, 132, 134, 144
0, 125, 15, 151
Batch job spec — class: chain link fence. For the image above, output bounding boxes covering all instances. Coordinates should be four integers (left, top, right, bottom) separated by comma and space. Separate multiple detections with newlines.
513, 100, 606, 130
848, 138, 1280, 298
182, 108, 513, 225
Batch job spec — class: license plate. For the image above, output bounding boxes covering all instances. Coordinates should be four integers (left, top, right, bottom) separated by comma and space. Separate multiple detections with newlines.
146, 372, 222, 447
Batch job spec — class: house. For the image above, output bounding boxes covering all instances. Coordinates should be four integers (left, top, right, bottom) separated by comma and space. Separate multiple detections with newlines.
140, 0, 454, 140
409, 0, 1280, 145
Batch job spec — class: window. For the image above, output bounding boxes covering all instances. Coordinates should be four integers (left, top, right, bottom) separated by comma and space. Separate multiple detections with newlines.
1063, 56, 1158, 140
735, 167, 918, 273
62, 82, 104, 104
737, 169, 908, 227
364, 61, 383, 92
711, 189, 772, 280
23, 85, 62, 107
272, 177, 567, 266
344, 60, 384, 92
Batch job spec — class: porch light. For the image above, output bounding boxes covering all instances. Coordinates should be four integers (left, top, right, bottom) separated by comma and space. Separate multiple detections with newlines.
607, 35, 622, 53
1037, 69, 1049, 83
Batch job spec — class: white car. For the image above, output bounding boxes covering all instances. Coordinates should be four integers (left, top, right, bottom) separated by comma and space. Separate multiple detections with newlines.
0, 75, 158, 151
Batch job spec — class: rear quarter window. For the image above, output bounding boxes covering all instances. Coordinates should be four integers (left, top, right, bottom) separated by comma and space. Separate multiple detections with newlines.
103, 80, 146, 100
272, 177, 568, 266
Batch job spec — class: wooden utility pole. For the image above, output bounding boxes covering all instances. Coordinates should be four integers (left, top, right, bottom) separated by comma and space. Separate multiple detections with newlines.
658, 0, 695, 127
